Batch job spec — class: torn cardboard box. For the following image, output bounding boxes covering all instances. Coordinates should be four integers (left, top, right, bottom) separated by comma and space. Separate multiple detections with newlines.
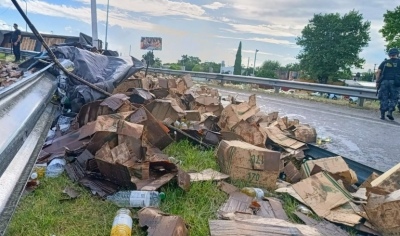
292, 171, 351, 217
231, 120, 267, 147
300, 156, 358, 185
364, 189, 400, 235
218, 94, 260, 130
217, 140, 281, 189
263, 126, 306, 150
218, 191, 253, 218
145, 99, 185, 122
292, 124, 317, 143
370, 162, 400, 195
283, 161, 301, 184
138, 207, 188, 236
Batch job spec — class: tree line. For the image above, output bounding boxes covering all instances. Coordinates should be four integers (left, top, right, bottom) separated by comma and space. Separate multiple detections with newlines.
142, 6, 399, 83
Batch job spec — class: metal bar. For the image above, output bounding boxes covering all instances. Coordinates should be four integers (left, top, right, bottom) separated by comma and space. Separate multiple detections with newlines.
10, 0, 112, 97
147, 68, 377, 100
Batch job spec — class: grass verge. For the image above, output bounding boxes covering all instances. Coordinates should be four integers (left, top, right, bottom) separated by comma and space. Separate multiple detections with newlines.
7, 140, 227, 236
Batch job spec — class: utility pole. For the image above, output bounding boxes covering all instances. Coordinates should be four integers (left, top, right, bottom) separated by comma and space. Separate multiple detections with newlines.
104, 0, 110, 50
246, 57, 250, 76
373, 63, 377, 81
91, 0, 99, 49
253, 49, 259, 76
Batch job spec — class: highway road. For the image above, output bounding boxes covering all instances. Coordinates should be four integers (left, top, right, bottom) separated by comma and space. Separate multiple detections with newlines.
218, 87, 400, 172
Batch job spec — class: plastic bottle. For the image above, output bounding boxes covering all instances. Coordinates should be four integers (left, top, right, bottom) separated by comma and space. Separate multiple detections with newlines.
110, 208, 132, 236
45, 158, 66, 178
106, 191, 166, 208
240, 187, 269, 199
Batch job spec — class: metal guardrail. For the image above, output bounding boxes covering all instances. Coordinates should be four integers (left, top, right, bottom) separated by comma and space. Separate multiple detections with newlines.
147, 68, 378, 105
0, 47, 39, 59
0, 64, 57, 235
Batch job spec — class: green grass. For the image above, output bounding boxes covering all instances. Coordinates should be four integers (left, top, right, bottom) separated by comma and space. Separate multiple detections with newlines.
7, 141, 227, 236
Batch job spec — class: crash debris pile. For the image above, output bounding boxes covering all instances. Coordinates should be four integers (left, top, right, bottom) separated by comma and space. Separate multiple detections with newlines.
0, 62, 25, 88
27, 70, 397, 236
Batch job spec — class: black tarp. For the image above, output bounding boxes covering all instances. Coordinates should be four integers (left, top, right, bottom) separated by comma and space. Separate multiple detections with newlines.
51, 46, 144, 112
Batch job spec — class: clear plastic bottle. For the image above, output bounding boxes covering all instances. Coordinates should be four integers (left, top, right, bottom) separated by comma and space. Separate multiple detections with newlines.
110, 208, 132, 236
240, 187, 269, 199
45, 158, 66, 178
106, 191, 166, 208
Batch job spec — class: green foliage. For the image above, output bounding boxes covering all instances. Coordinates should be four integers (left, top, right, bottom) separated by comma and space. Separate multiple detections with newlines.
169, 63, 182, 70
380, 6, 400, 51
192, 64, 203, 72
179, 55, 201, 71
256, 60, 281, 78
153, 57, 162, 68
284, 63, 301, 71
201, 61, 221, 73
296, 10, 371, 83
233, 41, 242, 75
142, 51, 155, 66
360, 71, 374, 81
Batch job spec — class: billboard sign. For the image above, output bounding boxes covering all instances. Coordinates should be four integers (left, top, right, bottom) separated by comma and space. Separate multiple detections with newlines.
140, 37, 162, 50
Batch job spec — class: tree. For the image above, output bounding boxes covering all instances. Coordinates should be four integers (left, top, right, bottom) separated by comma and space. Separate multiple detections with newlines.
142, 51, 155, 66
284, 63, 301, 71
256, 60, 281, 78
178, 55, 201, 71
296, 11, 371, 83
380, 6, 400, 51
192, 64, 203, 72
153, 58, 162, 68
169, 63, 181, 70
233, 41, 242, 75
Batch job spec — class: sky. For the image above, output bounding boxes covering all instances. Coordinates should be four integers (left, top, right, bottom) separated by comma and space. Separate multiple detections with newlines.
0, 0, 394, 71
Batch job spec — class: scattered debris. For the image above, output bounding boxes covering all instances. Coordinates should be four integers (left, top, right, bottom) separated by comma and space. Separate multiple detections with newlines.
0, 62, 25, 88
60, 187, 80, 201
370, 162, 400, 195
188, 169, 229, 182
138, 207, 189, 236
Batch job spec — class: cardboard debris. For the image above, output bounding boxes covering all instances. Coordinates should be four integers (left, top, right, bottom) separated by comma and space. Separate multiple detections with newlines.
188, 169, 229, 182
100, 94, 130, 111
218, 94, 260, 130
231, 120, 267, 147
62, 187, 80, 199
283, 161, 301, 184
325, 202, 363, 226
360, 172, 380, 188
292, 172, 351, 217
218, 192, 254, 218
184, 110, 201, 121
294, 212, 350, 236
300, 156, 358, 185
364, 189, 400, 235
210, 214, 322, 236
146, 99, 185, 122
293, 124, 317, 143
0, 62, 24, 87
351, 188, 367, 201
370, 162, 400, 194
138, 207, 188, 236
217, 140, 281, 189
275, 186, 306, 204
263, 126, 306, 150
217, 181, 239, 195
177, 169, 191, 191
256, 198, 289, 220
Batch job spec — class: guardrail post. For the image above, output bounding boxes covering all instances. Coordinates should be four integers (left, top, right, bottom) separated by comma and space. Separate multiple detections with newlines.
274, 86, 280, 93
357, 98, 365, 107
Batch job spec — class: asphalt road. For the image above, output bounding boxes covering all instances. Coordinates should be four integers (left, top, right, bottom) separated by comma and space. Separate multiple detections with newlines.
218, 88, 400, 172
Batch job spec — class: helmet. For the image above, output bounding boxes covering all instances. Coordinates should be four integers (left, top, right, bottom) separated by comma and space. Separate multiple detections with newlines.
388, 48, 399, 56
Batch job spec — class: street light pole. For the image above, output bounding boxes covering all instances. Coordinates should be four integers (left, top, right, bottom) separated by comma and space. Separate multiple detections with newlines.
373, 63, 377, 81
23, 0, 27, 32
246, 57, 250, 76
253, 49, 259, 76
105, 0, 110, 50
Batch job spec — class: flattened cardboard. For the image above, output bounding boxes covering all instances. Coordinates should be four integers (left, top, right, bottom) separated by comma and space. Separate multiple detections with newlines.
301, 156, 358, 185
218, 192, 253, 217
265, 197, 289, 220
292, 172, 351, 217
294, 212, 350, 236
231, 120, 267, 147
325, 202, 362, 226
195, 95, 220, 106
364, 189, 400, 235
183, 74, 193, 88
264, 126, 305, 150
370, 162, 400, 194
110, 142, 135, 167
185, 110, 201, 121
138, 207, 188, 236
217, 181, 239, 195
100, 94, 130, 111
189, 169, 229, 182
217, 140, 281, 189
141, 173, 176, 191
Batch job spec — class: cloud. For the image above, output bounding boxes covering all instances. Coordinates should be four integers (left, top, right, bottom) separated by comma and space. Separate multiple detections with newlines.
216, 35, 295, 46
203, 2, 226, 10
75, 0, 209, 20
64, 26, 73, 33
227, 23, 299, 37
0, 19, 11, 30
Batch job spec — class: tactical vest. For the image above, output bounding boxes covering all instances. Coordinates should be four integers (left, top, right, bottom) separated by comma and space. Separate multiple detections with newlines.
382, 58, 400, 81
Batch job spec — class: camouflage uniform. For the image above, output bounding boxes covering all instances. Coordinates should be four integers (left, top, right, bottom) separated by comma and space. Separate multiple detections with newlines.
378, 80, 399, 113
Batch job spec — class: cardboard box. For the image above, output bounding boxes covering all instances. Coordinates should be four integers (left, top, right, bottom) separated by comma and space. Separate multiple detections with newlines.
370, 162, 400, 194
231, 120, 267, 147
216, 140, 281, 189
293, 124, 317, 143
364, 189, 400, 235
263, 126, 305, 150
292, 172, 351, 217
300, 156, 358, 184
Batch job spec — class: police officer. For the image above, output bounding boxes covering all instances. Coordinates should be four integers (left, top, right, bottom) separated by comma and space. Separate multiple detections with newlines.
376, 48, 400, 120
